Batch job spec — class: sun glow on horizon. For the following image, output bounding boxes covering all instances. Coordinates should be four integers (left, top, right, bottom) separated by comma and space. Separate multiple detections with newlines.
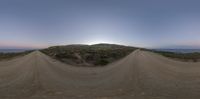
84, 39, 121, 45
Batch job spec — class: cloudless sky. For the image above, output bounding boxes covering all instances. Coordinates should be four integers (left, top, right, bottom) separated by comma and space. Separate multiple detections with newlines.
0, 0, 200, 49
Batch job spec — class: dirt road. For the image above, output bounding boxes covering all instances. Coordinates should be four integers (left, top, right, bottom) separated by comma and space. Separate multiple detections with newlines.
0, 50, 200, 99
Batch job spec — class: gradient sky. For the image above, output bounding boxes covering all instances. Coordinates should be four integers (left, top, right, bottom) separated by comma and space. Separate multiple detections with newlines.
0, 0, 200, 49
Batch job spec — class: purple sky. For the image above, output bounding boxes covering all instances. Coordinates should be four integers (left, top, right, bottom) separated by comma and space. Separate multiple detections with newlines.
0, 0, 200, 49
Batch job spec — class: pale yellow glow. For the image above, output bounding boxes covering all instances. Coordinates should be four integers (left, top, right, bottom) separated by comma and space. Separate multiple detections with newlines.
85, 39, 116, 45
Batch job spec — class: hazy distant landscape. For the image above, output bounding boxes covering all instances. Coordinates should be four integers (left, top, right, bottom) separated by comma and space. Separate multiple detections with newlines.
0, 49, 32, 53
0, 50, 33, 61
155, 49, 200, 53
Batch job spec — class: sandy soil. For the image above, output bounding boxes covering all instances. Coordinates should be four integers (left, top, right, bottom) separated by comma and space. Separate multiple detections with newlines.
0, 50, 200, 99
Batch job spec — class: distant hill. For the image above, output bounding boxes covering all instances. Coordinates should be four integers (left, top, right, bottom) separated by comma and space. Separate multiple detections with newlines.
0, 49, 31, 53
40, 44, 138, 66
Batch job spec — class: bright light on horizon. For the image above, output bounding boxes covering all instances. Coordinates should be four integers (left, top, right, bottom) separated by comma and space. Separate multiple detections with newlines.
83, 38, 123, 46
87, 41, 115, 45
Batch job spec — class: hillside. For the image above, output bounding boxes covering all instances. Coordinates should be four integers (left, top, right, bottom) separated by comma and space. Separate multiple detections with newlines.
41, 44, 137, 66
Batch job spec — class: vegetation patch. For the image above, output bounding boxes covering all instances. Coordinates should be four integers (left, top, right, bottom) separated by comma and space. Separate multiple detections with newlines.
41, 44, 137, 66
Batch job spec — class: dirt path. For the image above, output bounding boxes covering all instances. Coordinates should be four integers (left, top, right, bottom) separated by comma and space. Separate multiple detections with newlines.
0, 50, 200, 99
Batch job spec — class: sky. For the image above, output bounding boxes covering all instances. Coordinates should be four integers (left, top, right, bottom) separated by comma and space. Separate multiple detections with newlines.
0, 0, 200, 49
